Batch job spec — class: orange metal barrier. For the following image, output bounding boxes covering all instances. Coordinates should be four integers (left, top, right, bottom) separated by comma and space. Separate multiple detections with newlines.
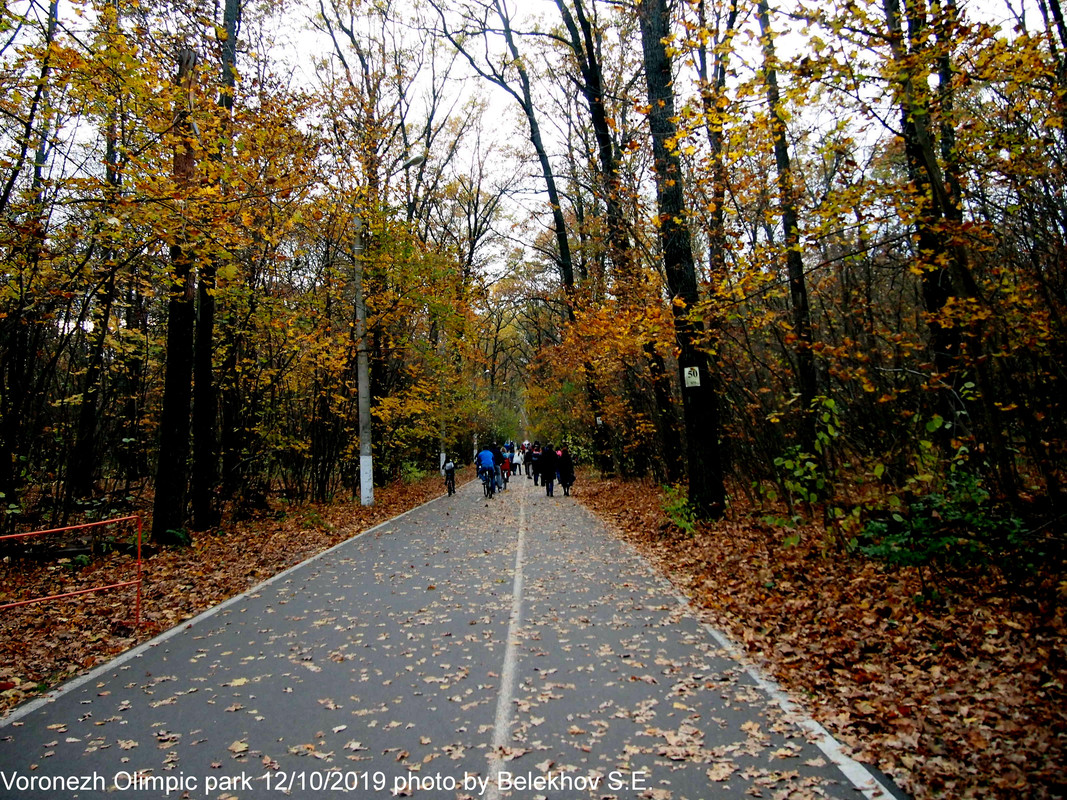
0, 515, 143, 626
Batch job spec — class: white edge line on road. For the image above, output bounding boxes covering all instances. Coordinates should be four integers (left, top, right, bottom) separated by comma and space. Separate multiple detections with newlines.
575, 501, 898, 798
642, 556, 897, 800
585, 504, 897, 799
484, 479, 527, 800
0, 492, 444, 729
699, 621, 895, 800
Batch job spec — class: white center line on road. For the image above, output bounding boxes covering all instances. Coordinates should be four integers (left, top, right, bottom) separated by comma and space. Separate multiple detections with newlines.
484, 478, 527, 800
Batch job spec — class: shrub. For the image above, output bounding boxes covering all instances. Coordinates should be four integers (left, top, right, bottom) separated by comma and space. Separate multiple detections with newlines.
860, 471, 1031, 592
400, 462, 428, 484
662, 484, 698, 536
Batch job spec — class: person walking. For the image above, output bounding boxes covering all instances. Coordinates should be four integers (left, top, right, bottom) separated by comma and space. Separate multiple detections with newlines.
557, 445, 575, 496
493, 445, 506, 492
531, 442, 542, 485
512, 446, 524, 477
540, 442, 558, 497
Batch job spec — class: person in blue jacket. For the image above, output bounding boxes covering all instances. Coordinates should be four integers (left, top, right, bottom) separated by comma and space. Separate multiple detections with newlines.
476, 445, 497, 492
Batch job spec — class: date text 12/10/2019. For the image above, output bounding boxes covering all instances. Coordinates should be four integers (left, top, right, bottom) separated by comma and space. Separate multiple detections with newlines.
265, 769, 649, 795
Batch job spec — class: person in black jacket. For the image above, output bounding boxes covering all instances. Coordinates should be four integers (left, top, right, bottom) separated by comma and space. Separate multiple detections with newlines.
557, 445, 575, 496
539, 443, 558, 497
530, 442, 542, 485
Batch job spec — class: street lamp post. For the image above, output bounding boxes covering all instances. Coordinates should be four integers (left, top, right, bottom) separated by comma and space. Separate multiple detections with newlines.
352, 151, 427, 507
353, 218, 374, 507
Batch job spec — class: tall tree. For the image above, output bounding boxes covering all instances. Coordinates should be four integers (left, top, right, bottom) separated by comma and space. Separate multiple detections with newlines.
432, 0, 633, 472
191, 0, 241, 529
432, 0, 576, 297
638, 0, 726, 517
881, 0, 1016, 495
67, 0, 126, 505
552, 0, 681, 480
0, 0, 62, 524
153, 48, 199, 544
691, 0, 739, 287
756, 0, 818, 450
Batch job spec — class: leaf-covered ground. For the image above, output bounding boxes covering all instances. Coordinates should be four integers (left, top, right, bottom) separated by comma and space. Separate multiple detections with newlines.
0, 474, 447, 716
577, 476, 1067, 800
2, 470, 1063, 799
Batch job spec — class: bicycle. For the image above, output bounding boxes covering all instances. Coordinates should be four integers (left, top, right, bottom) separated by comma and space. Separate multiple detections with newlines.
481, 467, 495, 499
445, 472, 456, 496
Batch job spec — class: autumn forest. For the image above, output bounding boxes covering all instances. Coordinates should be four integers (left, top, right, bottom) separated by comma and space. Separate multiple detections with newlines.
0, 0, 1062, 550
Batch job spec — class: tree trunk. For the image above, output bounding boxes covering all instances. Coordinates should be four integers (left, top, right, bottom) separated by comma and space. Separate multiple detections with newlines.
118, 277, 149, 487
495, 1, 575, 297
153, 48, 199, 545
643, 341, 682, 482
192, 0, 240, 529
695, 0, 738, 289
191, 252, 219, 527
882, 0, 1017, 496
434, 0, 576, 297
0, 0, 60, 524
638, 0, 726, 518
67, 268, 117, 505
68, 0, 125, 507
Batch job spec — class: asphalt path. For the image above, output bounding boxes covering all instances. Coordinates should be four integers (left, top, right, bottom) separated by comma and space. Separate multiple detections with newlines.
0, 475, 907, 800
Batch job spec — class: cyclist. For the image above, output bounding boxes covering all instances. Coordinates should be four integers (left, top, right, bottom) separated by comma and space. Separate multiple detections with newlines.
476, 445, 497, 496
443, 456, 457, 496
499, 448, 511, 491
